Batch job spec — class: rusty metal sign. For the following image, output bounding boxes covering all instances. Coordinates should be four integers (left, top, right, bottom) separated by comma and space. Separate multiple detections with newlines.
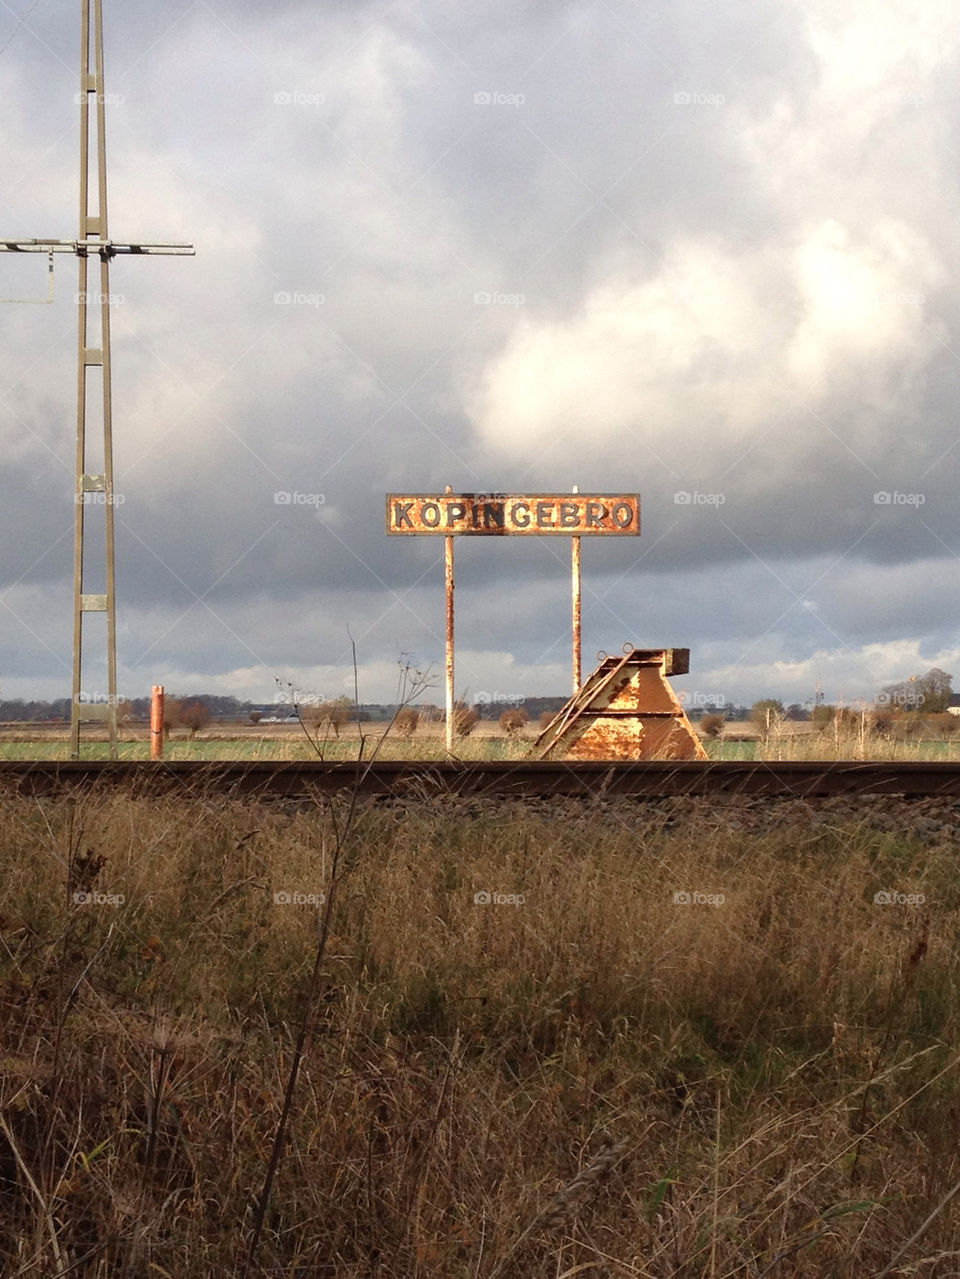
385, 493, 640, 536
386, 485, 642, 751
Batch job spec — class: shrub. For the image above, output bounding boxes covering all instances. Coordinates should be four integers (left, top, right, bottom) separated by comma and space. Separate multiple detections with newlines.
394, 707, 419, 739
162, 696, 182, 737
302, 697, 353, 740
700, 713, 725, 739
180, 701, 211, 738
750, 699, 784, 733
499, 708, 529, 737
811, 704, 835, 732
323, 698, 352, 737
871, 706, 894, 737
924, 712, 959, 739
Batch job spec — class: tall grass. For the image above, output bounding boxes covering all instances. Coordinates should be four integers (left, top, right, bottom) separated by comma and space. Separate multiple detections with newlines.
748, 714, 960, 762
1, 790, 959, 1274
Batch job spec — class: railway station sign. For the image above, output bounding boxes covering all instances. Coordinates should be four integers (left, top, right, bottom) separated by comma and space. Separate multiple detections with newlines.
386, 486, 641, 751
385, 493, 640, 536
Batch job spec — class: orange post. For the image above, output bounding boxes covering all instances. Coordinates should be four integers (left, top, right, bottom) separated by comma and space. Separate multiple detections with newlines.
150, 685, 164, 759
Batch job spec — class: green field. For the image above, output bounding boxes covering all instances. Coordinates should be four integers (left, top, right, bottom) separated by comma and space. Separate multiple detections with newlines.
705, 737, 960, 761
4, 725, 960, 763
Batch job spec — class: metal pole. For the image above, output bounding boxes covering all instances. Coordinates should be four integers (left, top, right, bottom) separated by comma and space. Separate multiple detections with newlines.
95, 0, 118, 756
150, 685, 164, 759
70, 0, 91, 759
445, 485, 454, 753
571, 484, 581, 693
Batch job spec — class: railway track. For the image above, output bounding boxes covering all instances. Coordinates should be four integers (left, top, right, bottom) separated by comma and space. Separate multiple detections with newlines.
2, 758, 960, 799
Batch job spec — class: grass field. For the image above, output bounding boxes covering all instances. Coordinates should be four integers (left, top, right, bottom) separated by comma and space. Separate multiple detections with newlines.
5, 716, 960, 762
2, 785, 959, 1275
0, 730, 529, 763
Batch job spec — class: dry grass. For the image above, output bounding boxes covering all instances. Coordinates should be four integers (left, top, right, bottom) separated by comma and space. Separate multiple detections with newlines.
2, 789, 960, 1275
750, 717, 960, 762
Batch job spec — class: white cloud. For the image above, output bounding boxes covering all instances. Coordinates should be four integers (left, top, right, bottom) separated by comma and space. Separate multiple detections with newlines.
469, 216, 944, 469
698, 637, 960, 708
786, 217, 944, 393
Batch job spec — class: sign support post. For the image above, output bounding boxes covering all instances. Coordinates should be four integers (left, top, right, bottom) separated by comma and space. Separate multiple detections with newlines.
444, 485, 455, 753
571, 484, 581, 693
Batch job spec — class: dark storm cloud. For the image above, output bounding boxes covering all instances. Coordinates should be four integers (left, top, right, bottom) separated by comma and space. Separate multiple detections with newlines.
1, 0, 959, 702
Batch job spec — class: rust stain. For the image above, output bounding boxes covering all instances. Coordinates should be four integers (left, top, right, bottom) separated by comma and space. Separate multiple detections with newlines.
385, 493, 640, 536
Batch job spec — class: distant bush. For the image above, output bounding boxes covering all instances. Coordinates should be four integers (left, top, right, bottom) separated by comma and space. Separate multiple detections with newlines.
871, 706, 894, 737
394, 707, 419, 739
924, 712, 959, 739
303, 697, 353, 739
700, 713, 725, 740
162, 696, 182, 737
750, 700, 784, 734
180, 702, 211, 738
499, 707, 529, 737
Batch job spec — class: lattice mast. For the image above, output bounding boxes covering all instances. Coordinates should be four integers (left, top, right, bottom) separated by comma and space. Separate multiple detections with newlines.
1, 0, 193, 756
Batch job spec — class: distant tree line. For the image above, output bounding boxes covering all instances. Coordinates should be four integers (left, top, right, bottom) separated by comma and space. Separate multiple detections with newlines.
0, 694, 571, 723
7, 671, 949, 730
0, 698, 73, 722
0, 694, 256, 723
693, 668, 956, 742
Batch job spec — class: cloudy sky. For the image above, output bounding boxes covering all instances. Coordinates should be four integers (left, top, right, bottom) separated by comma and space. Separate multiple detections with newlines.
1, 0, 959, 710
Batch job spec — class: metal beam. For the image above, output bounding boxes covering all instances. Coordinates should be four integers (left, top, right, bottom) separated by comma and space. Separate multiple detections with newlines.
0, 240, 194, 256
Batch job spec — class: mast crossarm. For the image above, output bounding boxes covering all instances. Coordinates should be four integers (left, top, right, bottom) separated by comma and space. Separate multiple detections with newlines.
1, 238, 194, 257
